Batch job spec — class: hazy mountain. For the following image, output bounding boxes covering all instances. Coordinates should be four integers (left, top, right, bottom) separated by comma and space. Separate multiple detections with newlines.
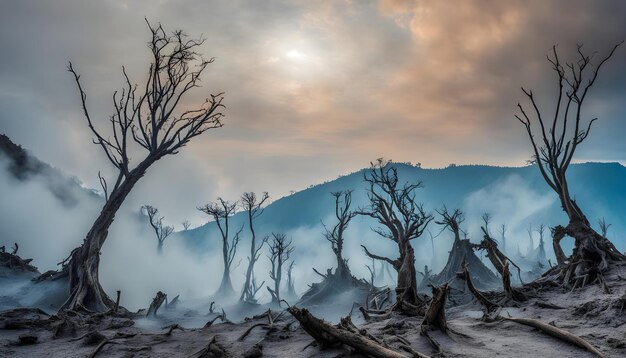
3, 132, 625, 271
0, 133, 101, 206
181, 161, 626, 263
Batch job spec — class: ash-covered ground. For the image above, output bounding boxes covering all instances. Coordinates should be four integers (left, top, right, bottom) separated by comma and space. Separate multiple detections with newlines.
1, 253, 625, 358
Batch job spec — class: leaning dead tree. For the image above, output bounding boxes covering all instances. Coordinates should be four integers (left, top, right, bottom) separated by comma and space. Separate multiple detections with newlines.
52, 20, 224, 312
358, 159, 433, 315
239, 191, 270, 303
142, 205, 174, 254
516, 42, 625, 288
420, 208, 499, 293
474, 227, 524, 285
323, 190, 358, 279
198, 198, 242, 298
267, 233, 294, 305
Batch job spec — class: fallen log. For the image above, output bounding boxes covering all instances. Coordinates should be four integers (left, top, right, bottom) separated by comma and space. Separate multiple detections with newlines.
287, 306, 430, 358
503, 316, 606, 358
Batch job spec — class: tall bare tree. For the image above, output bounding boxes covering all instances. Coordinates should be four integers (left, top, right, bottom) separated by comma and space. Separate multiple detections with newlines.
536, 224, 547, 262
143, 205, 174, 254
198, 198, 242, 297
358, 159, 433, 314
181, 220, 191, 231
322, 190, 357, 279
516, 42, 625, 287
239, 191, 270, 303
57, 20, 224, 312
285, 260, 297, 300
267, 232, 294, 305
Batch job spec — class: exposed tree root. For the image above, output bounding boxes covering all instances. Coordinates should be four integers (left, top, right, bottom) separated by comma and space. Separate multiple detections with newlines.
367, 287, 392, 311
502, 316, 606, 358
420, 284, 449, 354
547, 221, 626, 293
237, 309, 286, 341
162, 323, 185, 336
533, 301, 566, 310
287, 306, 430, 357
360, 306, 393, 322
190, 335, 231, 358
204, 310, 229, 329
89, 338, 116, 358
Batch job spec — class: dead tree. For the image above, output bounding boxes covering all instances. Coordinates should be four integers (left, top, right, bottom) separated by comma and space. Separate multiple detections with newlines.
421, 283, 450, 354
288, 306, 430, 358
534, 224, 547, 262
598, 218, 611, 238
198, 198, 242, 298
322, 190, 358, 279
457, 261, 500, 316
56, 20, 224, 312
526, 224, 534, 257
299, 191, 372, 307
239, 191, 270, 303
516, 42, 625, 288
499, 224, 507, 253
143, 205, 174, 254
147, 291, 167, 317
267, 233, 294, 305
358, 159, 433, 315
527, 224, 549, 277
422, 208, 499, 292
285, 260, 297, 300
474, 227, 524, 285
181, 220, 191, 231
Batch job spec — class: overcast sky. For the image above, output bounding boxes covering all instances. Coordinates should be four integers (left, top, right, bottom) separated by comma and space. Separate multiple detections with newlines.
1, 0, 625, 224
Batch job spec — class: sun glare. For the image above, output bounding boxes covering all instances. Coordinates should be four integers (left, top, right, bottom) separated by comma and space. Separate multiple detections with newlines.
286, 49, 306, 61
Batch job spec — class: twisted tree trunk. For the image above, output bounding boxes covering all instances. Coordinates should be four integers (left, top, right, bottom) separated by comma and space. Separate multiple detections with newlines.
61, 163, 151, 312
394, 243, 422, 312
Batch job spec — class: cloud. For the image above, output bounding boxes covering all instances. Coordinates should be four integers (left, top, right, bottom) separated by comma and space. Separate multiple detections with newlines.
0, 0, 625, 225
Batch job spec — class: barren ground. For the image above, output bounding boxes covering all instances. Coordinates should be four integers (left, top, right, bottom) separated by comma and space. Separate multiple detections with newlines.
1, 264, 626, 357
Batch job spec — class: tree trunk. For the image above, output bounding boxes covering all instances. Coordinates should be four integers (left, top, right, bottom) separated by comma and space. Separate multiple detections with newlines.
335, 249, 350, 280
61, 164, 150, 312
240, 209, 258, 302
240, 257, 255, 302
216, 264, 234, 297
394, 242, 421, 310
272, 261, 282, 304
552, 195, 625, 286
552, 226, 567, 266
216, 227, 235, 297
